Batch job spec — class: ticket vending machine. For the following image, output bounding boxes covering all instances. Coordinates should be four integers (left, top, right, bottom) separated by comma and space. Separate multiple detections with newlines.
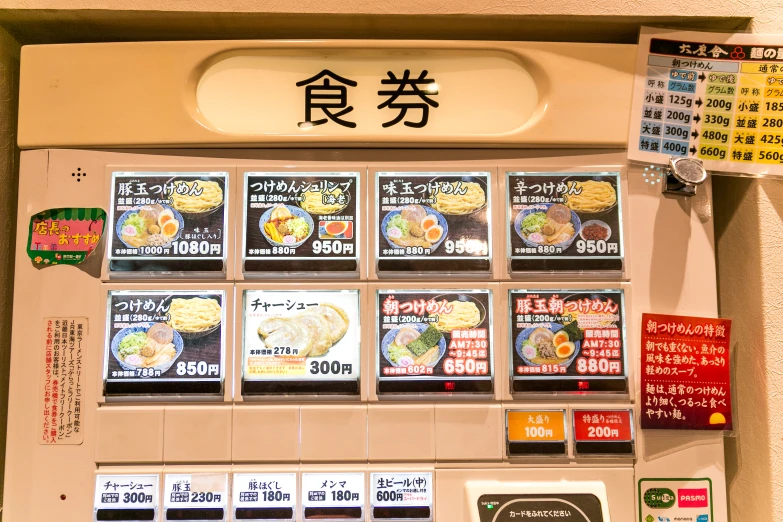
3, 40, 726, 522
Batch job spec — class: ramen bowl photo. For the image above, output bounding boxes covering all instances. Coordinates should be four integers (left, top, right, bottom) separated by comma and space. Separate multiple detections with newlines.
382, 205, 449, 253
515, 323, 581, 369
111, 324, 184, 375
260, 204, 315, 248
115, 204, 184, 250
382, 322, 447, 368
514, 203, 581, 250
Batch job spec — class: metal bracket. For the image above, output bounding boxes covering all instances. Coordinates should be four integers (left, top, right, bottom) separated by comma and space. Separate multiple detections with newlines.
663, 157, 708, 197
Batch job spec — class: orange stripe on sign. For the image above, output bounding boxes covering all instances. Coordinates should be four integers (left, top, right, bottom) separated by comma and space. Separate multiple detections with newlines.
507, 410, 566, 442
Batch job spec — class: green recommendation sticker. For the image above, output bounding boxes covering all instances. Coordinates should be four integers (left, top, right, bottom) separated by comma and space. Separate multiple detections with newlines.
27, 208, 106, 266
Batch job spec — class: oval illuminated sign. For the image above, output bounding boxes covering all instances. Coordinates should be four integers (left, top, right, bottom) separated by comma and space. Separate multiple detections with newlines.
196, 49, 539, 137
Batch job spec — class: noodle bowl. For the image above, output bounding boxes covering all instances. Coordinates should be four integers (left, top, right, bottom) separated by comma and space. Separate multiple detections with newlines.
169, 180, 224, 213
431, 181, 486, 215
432, 300, 482, 332
167, 297, 222, 334
300, 187, 349, 215
564, 180, 617, 213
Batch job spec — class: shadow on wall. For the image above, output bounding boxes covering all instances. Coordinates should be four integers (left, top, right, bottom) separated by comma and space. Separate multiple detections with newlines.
713, 175, 771, 522
647, 180, 713, 312
648, 193, 693, 311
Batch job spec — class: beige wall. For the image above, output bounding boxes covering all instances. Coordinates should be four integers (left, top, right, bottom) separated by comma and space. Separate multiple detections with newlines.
0, 3, 782, 521
713, 177, 783, 521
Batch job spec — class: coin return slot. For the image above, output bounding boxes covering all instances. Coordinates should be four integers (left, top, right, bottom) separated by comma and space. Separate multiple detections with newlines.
105, 379, 223, 397
96, 508, 156, 521
304, 507, 363, 519
243, 380, 360, 395
378, 379, 492, 394
372, 506, 431, 519
512, 378, 628, 393
165, 507, 225, 520
507, 441, 567, 457
574, 440, 635, 456
235, 507, 294, 520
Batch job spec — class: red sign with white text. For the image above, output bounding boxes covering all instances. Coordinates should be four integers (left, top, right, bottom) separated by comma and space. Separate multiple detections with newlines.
573, 409, 633, 441
641, 313, 732, 430
678, 488, 709, 508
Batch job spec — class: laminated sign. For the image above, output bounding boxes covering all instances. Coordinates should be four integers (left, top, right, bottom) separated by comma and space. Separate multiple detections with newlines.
242, 289, 361, 396
39, 317, 87, 445
641, 313, 732, 430
108, 172, 229, 274
376, 172, 492, 274
376, 289, 494, 395
508, 290, 628, 395
506, 172, 624, 273
103, 290, 226, 398
630, 27, 783, 176
244, 172, 360, 275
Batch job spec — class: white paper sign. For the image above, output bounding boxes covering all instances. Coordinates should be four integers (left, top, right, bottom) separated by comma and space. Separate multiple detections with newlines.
233, 473, 296, 509
371, 472, 432, 508
629, 27, 783, 176
94, 474, 158, 512
39, 316, 86, 445
163, 473, 228, 512
301, 472, 365, 508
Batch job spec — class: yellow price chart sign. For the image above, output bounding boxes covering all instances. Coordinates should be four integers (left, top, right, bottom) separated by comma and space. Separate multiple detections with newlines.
630, 27, 783, 176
